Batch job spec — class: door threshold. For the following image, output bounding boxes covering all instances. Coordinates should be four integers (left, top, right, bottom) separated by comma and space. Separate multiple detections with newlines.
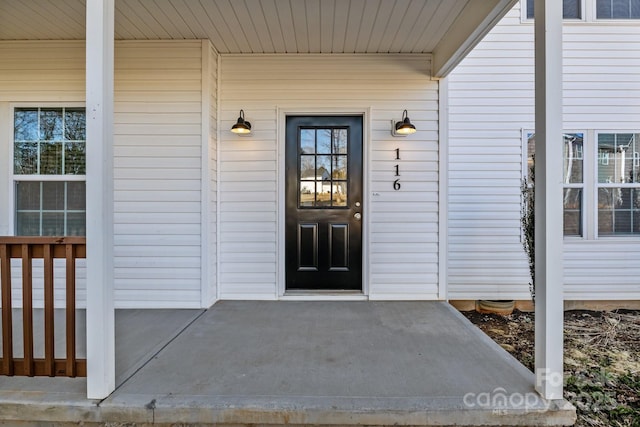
281, 290, 367, 301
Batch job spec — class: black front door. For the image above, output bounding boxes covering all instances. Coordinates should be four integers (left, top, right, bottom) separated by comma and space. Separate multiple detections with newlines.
285, 116, 363, 291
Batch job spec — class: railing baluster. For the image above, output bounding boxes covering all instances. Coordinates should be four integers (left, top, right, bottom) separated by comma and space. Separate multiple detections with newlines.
0, 237, 85, 378
0, 244, 14, 376
43, 244, 55, 377
21, 244, 34, 376
65, 244, 77, 377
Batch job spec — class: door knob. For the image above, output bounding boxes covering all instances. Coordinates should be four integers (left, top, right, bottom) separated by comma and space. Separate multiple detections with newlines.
354, 213, 362, 220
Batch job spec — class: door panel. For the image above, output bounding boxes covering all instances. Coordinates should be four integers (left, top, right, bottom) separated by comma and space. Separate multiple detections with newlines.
285, 116, 363, 291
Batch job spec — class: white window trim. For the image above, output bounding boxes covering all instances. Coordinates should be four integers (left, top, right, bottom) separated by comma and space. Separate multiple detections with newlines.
521, 0, 587, 23
594, 130, 640, 239
9, 103, 86, 236
591, 0, 640, 21
522, 128, 587, 240
520, 0, 640, 23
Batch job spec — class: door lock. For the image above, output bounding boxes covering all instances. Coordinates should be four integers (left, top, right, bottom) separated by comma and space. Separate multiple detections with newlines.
354, 213, 362, 220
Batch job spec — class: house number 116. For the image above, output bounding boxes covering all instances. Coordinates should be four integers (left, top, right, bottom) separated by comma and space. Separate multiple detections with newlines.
394, 148, 401, 190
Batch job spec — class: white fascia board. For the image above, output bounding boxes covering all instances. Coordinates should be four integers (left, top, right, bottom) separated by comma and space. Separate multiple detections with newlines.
432, 0, 518, 78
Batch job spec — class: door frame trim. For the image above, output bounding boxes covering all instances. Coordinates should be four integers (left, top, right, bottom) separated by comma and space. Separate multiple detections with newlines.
277, 108, 371, 299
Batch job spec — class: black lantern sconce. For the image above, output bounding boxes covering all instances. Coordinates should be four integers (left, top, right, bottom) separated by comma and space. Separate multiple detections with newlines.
231, 109, 252, 134
392, 110, 416, 137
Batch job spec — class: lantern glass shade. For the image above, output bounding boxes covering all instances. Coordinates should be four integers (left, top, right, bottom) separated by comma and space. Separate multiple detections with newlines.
394, 110, 416, 135
231, 110, 251, 134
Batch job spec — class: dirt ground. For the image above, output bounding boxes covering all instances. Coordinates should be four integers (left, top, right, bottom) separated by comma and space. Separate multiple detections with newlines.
463, 309, 640, 427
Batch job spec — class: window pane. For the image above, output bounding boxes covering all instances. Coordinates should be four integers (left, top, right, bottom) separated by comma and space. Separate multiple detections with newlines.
14, 141, 38, 174
317, 155, 331, 179
598, 188, 640, 235
598, 133, 638, 183
316, 181, 332, 206
597, 0, 640, 18
300, 182, 316, 207
564, 133, 583, 183
64, 141, 86, 175
300, 129, 315, 154
66, 212, 86, 236
16, 212, 40, 236
527, 0, 582, 18
317, 129, 332, 154
564, 188, 582, 236
16, 181, 86, 236
332, 155, 347, 179
40, 141, 63, 174
332, 182, 347, 207
65, 108, 86, 141
67, 181, 86, 210
14, 109, 39, 141
300, 156, 315, 180
39, 108, 63, 141
42, 212, 64, 236
334, 129, 347, 154
42, 182, 65, 210
16, 181, 41, 210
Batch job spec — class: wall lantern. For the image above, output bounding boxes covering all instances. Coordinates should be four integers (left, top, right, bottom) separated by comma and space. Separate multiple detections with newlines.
231, 109, 252, 134
392, 110, 416, 137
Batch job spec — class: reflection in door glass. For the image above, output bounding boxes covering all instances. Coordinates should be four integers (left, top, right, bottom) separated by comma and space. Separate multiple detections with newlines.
298, 127, 349, 208
334, 129, 347, 153
317, 129, 332, 154
333, 182, 347, 206
300, 129, 315, 154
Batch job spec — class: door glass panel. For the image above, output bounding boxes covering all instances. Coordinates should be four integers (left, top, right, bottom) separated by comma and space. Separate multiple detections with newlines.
334, 129, 347, 153
300, 129, 315, 154
300, 155, 315, 180
333, 182, 347, 206
317, 129, 332, 154
332, 155, 347, 179
300, 184, 315, 207
316, 155, 331, 179
298, 126, 350, 209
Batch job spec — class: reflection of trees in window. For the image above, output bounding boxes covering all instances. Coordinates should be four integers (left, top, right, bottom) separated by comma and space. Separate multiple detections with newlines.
526, 132, 584, 236
597, 133, 640, 235
13, 107, 86, 236
14, 107, 86, 175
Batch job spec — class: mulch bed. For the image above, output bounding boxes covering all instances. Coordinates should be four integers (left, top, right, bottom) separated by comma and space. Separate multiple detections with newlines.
463, 309, 640, 427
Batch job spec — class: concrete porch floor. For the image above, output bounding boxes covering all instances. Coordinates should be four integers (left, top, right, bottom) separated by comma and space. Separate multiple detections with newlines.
0, 301, 576, 426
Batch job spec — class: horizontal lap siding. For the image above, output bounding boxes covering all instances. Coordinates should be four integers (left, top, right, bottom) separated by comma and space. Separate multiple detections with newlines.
0, 41, 87, 307
219, 55, 439, 300
114, 41, 203, 308
448, 4, 640, 300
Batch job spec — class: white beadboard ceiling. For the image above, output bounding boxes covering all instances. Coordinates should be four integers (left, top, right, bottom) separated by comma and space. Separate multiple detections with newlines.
0, 0, 516, 76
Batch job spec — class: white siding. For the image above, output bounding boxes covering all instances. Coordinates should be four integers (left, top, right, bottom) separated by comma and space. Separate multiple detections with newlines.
114, 40, 204, 308
219, 55, 439, 300
448, 3, 640, 300
0, 40, 207, 308
0, 41, 87, 307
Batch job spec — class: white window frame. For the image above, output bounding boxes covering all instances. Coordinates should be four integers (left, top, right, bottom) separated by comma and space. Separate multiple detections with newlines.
592, 0, 640, 20
9, 103, 86, 236
594, 130, 640, 238
521, 0, 587, 22
522, 129, 587, 239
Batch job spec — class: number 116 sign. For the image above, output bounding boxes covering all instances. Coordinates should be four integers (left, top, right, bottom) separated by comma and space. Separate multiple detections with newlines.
393, 148, 401, 190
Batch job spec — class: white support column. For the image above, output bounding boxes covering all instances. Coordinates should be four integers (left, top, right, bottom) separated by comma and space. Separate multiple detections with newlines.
85, 0, 115, 399
534, 0, 564, 400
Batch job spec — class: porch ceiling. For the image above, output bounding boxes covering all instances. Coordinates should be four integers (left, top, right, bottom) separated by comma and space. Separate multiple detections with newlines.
0, 0, 516, 76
